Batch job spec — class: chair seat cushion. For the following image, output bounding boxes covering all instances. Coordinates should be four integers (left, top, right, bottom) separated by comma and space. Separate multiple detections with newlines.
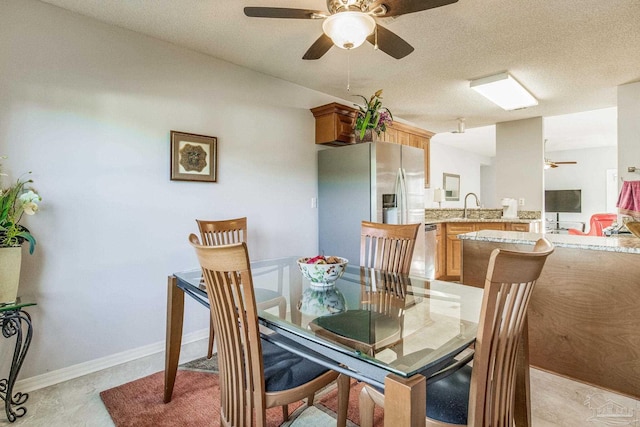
369, 364, 471, 425
261, 339, 330, 392
311, 310, 400, 345
424, 364, 471, 425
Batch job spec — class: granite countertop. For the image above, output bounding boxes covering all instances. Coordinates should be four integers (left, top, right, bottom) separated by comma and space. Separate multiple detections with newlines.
425, 218, 541, 224
424, 208, 541, 224
458, 230, 640, 254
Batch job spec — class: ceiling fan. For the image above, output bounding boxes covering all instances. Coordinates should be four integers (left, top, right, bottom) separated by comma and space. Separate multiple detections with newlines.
544, 139, 577, 168
544, 159, 577, 169
244, 0, 458, 60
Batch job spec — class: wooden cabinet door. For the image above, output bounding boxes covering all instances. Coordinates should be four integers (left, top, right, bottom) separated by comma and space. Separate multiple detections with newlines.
434, 224, 445, 279
409, 134, 423, 149
310, 103, 357, 146
506, 223, 531, 232
476, 223, 506, 231
383, 127, 398, 144
397, 130, 410, 147
445, 224, 475, 277
446, 234, 463, 277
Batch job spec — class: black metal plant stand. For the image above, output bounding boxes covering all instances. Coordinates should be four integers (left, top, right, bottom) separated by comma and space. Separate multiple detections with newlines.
0, 300, 35, 423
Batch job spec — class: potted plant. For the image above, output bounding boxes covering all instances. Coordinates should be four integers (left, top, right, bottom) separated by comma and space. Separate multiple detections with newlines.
0, 156, 41, 304
353, 89, 393, 141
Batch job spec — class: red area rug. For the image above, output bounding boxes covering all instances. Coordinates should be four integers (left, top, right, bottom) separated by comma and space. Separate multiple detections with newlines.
100, 370, 301, 427
100, 365, 384, 426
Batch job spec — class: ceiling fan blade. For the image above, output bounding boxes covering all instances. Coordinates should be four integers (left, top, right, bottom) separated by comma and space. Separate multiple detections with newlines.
550, 163, 558, 168
553, 161, 578, 164
244, 7, 323, 19
366, 25, 414, 59
303, 34, 334, 60
369, 0, 458, 17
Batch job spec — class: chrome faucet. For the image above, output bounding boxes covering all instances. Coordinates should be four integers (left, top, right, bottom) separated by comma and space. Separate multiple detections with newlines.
463, 192, 481, 219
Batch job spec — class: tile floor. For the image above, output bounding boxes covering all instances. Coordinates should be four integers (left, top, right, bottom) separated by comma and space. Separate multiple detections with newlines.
2, 338, 638, 427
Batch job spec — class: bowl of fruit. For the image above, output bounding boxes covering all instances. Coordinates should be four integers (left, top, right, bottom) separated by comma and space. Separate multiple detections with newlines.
297, 255, 348, 288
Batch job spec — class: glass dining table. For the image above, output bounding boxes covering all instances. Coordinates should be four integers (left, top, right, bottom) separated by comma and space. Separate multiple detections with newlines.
164, 256, 531, 427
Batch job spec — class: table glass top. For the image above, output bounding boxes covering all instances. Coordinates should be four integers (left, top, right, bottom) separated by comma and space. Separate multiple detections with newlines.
174, 256, 483, 379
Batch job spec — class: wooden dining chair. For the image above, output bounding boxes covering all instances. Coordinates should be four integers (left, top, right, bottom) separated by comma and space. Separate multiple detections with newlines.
359, 238, 555, 427
360, 221, 421, 275
189, 239, 350, 427
309, 222, 420, 357
309, 268, 409, 357
197, 217, 247, 246
195, 218, 286, 359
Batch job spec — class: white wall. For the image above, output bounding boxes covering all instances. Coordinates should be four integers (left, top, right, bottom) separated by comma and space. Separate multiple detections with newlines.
496, 117, 544, 211
0, 0, 339, 380
543, 147, 617, 225
618, 82, 640, 185
428, 142, 491, 208
481, 162, 497, 208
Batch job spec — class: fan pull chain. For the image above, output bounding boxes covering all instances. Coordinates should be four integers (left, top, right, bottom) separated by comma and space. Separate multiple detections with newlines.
347, 51, 351, 92
374, 26, 379, 50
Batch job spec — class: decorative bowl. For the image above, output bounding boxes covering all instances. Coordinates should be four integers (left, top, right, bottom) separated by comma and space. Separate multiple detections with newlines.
626, 221, 640, 238
298, 286, 346, 316
297, 256, 348, 288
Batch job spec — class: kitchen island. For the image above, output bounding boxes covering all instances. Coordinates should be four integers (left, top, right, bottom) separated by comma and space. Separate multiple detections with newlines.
424, 209, 542, 280
459, 230, 640, 399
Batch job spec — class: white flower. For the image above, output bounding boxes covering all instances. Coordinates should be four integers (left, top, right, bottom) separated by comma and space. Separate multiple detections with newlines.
18, 190, 40, 205
23, 202, 38, 215
18, 190, 40, 215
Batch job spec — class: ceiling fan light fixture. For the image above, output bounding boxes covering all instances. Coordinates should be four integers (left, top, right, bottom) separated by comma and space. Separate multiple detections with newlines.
322, 12, 375, 50
470, 72, 538, 110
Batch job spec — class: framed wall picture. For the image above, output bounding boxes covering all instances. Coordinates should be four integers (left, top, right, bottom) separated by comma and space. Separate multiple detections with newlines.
170, 131, 217, 182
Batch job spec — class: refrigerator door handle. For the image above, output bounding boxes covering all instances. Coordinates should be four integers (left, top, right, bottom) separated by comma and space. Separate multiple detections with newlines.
394, 168, 402, 224
400, 168, 408, 224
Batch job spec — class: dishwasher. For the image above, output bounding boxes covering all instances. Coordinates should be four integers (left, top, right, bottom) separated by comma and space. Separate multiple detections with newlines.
424, 223, 437, 279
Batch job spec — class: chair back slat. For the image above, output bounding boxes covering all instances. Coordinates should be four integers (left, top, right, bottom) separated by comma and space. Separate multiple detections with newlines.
360, 221, 421, 275
196, 217, 247, 246
360, 268, 408, 317
191, 240, 266, 427
468, 238, 554, 427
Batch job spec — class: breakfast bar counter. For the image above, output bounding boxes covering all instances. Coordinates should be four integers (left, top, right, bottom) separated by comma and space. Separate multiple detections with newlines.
459, 230, 640, 399
458, 229, 640, 253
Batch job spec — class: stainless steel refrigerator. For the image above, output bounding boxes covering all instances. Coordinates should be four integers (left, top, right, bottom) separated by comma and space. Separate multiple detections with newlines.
318, 141, 427, 276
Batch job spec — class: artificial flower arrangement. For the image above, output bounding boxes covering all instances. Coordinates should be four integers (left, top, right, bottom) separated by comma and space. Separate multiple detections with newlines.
353, 89, 393, 140
0, 156, 41, 254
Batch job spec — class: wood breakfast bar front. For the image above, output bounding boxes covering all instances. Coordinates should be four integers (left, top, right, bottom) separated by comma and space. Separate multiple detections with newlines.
459, 230, 640, 400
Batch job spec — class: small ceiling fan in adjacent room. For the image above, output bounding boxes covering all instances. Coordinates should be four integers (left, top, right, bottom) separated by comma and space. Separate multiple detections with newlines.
244, 0, 458, 60
544, 139, 577, 169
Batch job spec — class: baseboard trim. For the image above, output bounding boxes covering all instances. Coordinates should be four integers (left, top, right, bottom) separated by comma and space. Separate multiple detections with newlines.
16, 329, 209, 392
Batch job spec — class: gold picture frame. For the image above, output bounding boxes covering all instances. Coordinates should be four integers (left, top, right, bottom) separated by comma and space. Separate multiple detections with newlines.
170, 131, 217, 182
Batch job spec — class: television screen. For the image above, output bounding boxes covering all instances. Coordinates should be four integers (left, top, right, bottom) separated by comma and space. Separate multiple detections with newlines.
545, 189, 582, 213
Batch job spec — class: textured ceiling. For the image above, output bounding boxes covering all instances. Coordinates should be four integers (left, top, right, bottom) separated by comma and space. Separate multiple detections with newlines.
38, 0, 638, 156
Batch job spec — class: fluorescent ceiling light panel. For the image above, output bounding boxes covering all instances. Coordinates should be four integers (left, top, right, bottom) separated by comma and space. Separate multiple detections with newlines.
470, 73, 538, 110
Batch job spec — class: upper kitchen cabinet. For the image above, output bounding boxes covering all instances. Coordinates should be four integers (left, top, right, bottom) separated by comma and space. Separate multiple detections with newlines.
386, 122, 434, 188
310, 103, 357, 146
311, 103, 434, 187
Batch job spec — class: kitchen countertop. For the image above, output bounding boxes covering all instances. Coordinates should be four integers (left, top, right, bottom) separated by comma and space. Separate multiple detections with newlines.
424, 208, 542, 224
458, 230, 640, 254
425, 218, 541, 224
